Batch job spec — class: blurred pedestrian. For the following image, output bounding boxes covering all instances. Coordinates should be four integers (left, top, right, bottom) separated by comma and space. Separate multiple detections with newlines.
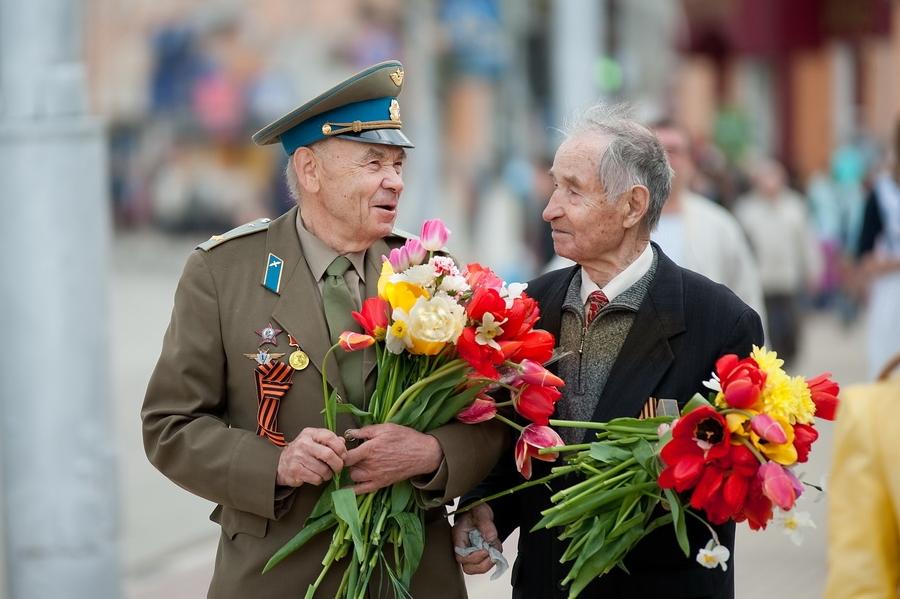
825, 353, 900, 599
651, 120, 767, 327
856, 119, 900, 380
735, 159, 822, 364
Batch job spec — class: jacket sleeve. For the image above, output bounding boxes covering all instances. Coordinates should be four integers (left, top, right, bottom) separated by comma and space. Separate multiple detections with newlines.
414, 419, 511, 506
825, 389, 900, 599
141, 250, 284, 519
722, 305, 765, 357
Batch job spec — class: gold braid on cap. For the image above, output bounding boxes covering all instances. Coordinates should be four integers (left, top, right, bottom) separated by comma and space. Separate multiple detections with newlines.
321, 119, 402, 136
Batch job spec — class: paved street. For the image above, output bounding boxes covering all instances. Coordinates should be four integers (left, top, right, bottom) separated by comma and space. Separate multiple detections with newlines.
115, 230, 868, 599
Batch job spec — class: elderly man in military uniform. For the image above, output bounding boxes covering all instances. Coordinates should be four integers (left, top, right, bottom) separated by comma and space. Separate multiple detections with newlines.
142, 61, 504, 598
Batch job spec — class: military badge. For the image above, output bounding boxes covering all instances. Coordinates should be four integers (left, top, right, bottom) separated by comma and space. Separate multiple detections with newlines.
244, 350, 285, 365
255, 322, 283, 347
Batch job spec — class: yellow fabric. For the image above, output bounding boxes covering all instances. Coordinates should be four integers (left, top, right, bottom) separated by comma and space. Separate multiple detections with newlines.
825, 379, 900, 599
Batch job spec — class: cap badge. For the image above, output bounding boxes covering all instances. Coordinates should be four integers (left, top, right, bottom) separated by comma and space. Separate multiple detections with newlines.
389, 99, 401, 123
390, 68, 404, 87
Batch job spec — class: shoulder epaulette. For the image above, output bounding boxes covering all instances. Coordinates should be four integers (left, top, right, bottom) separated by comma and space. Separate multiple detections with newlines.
197, 217, 272, 251
387, 227, 416, 241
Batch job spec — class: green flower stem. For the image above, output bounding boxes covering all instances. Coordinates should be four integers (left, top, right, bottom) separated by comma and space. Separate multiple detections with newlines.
452, 465, 579, 515
736, 435, 767, 464
538, 443, 591, 455
321, 343, 340, 431
684, 508, 721, 546
385, 360, 467, 420
549, 418, 606, 429
547, 470, 635, 511
550, 458, 636, 502
492, 413, 523, 432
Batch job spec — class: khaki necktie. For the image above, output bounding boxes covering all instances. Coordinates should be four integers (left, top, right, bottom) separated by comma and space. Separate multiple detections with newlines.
323, 256, 364, 407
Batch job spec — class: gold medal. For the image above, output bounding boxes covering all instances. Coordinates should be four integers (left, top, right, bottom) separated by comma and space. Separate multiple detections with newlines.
289, 350, 309, 371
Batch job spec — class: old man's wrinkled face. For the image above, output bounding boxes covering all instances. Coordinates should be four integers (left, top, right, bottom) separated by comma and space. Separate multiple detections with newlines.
543, 134, 629, 265
310, 138, 406, 249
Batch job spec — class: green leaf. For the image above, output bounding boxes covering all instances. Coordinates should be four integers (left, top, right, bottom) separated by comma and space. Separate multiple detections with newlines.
681, 392, 712, 414
264, 512, 337, 573
308, 487, 335, 520
631, 439, 655, 470
391, 512, 425, 586
332, 488, 365, 562
334, 402, 373, 420
664, 488, 690, 557
588, 443, 631, 464
390, 481, 414, 516
566, 525, 644, 598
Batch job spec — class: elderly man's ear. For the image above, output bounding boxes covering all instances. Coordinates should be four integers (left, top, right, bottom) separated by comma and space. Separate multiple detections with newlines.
621, 185, 650, 230
293, 147, 321, 194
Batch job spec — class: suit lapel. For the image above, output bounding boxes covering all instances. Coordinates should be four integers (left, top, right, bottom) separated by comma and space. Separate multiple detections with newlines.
587, 248, 686, 435
267, 207, 346, 397
534, 266, 579, 376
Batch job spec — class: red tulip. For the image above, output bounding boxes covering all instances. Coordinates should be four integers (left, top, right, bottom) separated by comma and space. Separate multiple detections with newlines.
792, 423, 819, 463
658, 407, 731, 493
515, 424, 564, 480
735, 476, 774, 530
456, 397, 497, 424
467, 287, 507, 322
456, 327, 504, 379
514, 359, 565, 388
498, 295, 540, 340
464, 263, 504, 290
506, 329, 555, 364
352, 297, 391, 339
514, 384, 562, 425
716, 354, 766, 409
758, 462, 798, 511
338, 331, 376, 352
807, 372, 839, 420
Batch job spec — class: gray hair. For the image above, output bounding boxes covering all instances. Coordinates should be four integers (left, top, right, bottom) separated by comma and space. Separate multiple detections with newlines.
285, 159, 301, 203
565, 104, 672, 231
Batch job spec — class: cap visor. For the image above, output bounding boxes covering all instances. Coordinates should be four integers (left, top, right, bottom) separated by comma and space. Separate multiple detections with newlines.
335, 128, 414, 148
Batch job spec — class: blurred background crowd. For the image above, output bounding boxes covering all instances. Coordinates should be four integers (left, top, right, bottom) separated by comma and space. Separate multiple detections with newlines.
2, 0, 900, 598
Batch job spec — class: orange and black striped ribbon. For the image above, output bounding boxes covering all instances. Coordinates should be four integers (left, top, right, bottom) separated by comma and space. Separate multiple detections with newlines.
638, 397, 657, 420
254, 360, 295, 446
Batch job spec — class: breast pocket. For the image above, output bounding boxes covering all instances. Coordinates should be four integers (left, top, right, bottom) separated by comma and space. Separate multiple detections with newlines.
210, 504, 269, 539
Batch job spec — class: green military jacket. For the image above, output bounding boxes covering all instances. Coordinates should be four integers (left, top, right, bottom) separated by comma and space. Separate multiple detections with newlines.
142, 206, 506, 598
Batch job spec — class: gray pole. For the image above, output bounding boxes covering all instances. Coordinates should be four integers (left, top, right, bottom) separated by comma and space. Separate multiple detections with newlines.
0, 0, 121, 597
551, 0, 604, 124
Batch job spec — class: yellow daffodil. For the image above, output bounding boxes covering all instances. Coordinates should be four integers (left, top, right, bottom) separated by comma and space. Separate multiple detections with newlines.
377, 260, 394, 299
382, 280, 430, 313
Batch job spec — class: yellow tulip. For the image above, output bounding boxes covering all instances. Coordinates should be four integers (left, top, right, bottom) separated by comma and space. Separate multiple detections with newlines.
377, 261, 394, 299
383, 281, 429, 313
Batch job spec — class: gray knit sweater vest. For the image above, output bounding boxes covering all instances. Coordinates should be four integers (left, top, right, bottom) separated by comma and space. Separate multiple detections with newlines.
554, 249, 658, 444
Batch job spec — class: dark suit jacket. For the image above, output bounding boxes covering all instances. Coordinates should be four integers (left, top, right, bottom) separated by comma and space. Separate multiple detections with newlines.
466, 245, 764, 599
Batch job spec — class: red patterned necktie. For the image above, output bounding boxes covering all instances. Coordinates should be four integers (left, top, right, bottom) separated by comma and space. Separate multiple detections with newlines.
585, 290, 609, 326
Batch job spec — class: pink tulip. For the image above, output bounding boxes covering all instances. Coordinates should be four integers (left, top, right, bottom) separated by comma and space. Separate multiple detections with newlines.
515, 359, 565, 388
338, 331, 376, 352
385, 246, 410, 272
757, 462, 798, 510
456, 397, 497, 424
750, 414, 787, 444
403, 238, 427, 266
420, 219, 450, 251
515, 424, 564, 480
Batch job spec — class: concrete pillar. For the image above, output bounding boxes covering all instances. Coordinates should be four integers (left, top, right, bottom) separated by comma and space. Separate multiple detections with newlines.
551, 0, 604, 123
0, 0, 122, 597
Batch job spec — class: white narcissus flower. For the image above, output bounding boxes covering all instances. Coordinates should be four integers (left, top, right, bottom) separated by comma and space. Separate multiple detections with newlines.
475, 312, 505, 350
702, 372, 722, 393
502, 282, 528, 307
775, 509, 815, 546
385, 308, 411, 354
696, 540, 730, 571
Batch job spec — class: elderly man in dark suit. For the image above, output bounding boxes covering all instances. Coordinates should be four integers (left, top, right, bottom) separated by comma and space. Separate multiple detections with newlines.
452, 107, 763, 599
142, 61, 504, 598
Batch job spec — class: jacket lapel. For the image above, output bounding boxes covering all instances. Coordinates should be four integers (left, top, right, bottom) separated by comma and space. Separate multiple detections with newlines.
535, 266, 579, 376
267, 207, 346, 397
362, 238, 389, 384
588, 248, 687, 431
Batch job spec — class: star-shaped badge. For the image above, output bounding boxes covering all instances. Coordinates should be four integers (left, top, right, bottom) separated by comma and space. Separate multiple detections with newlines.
255, 322, 283, 347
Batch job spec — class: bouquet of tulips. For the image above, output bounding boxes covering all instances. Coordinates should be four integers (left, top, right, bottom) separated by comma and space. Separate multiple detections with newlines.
264, 219, 565, 598
464, 346, 839, 599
